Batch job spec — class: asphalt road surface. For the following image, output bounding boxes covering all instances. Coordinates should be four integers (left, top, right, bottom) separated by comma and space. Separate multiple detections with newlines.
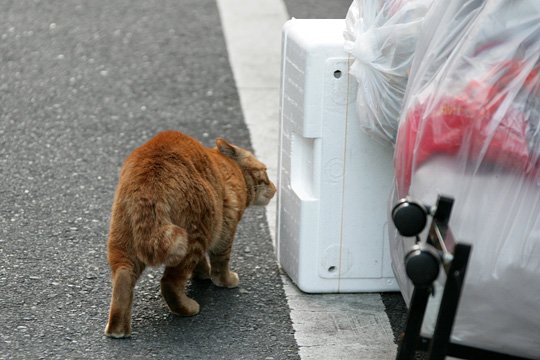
0, 1, 297, 359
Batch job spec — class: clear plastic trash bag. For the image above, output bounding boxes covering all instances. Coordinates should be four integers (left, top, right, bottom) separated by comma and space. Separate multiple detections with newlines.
391, 0, 540, 358
344, 0, 432, 144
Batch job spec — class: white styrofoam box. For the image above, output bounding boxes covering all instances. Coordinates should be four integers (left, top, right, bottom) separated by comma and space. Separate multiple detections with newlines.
276, 19, 398, 293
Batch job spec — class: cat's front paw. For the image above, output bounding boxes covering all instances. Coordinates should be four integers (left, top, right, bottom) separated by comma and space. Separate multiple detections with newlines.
211, 271, 239, 288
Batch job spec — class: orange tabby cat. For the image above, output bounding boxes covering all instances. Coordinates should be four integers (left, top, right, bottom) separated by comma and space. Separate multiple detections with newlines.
104, 130, 276, 338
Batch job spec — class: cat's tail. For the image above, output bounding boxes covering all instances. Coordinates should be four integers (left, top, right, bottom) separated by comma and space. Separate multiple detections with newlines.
130, 197, 189, 267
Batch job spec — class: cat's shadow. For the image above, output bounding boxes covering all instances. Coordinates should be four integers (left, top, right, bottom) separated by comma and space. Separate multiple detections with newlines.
176, 278, 241, 316
187, 278, 214, 299
147, 278, 242, 336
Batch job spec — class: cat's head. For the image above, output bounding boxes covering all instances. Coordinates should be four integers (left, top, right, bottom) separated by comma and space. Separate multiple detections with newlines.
216, 138, 276, 206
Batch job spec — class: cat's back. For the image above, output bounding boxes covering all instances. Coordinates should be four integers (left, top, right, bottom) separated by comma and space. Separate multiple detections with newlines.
119, 130, 217, 191
131, 130, 205, 162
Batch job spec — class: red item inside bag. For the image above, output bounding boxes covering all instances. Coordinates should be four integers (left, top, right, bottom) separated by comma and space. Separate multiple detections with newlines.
395, 61, 539, 194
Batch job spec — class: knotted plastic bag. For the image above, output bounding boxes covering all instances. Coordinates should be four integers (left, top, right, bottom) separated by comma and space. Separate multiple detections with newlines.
344, 0, 432, 144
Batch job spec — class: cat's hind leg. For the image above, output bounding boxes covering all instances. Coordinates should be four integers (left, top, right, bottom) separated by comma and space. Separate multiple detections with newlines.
193, 253, 211, 280
104, 259, 145, 338
160, 242, 204, 316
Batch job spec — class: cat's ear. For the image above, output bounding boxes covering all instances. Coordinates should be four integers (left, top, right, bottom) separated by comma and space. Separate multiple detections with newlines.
216, 138, 246, 160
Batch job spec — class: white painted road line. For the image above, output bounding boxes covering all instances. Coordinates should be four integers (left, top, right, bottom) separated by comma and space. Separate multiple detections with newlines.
217, 1, 397, 358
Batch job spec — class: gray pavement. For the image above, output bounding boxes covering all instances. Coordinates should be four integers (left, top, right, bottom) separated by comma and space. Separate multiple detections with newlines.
0, 1, 297, 359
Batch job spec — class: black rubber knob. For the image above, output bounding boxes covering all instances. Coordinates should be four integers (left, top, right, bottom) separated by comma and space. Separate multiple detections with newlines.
405, 248, 440, 288
392, 201, 427, 237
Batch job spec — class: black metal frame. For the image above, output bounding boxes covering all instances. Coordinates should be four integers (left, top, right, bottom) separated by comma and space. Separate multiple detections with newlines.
394, 196, 534, 360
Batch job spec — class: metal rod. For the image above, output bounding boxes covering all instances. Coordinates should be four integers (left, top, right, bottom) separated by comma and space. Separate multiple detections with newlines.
396, 286, 432, 360
427, 243, 471, 360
